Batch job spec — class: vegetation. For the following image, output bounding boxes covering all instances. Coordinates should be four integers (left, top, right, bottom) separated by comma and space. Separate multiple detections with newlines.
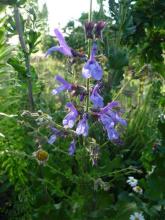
0, 0, 164, 219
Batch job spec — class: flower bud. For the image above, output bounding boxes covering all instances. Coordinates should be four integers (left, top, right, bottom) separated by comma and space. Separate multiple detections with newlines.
84, 21, 95, 39
95, 21, 106, 39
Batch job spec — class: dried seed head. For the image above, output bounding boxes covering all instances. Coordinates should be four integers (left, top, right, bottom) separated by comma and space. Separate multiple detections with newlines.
33, 149, 49, 164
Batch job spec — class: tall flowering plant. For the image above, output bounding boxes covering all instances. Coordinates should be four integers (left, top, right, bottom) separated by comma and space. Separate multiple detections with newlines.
45, 23, 127, 165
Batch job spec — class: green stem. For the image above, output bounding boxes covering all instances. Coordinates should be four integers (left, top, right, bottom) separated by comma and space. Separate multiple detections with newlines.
14, 6, 34, 111
86, 0, 93, 112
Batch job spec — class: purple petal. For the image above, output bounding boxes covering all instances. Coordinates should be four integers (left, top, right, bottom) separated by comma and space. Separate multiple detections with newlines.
100, 114, 115, 128
48, 134, 57, 144
82, 42, 103, 80
63, 103, 78, 128
76, 114, 89, 137
66, 102, 78, 115
46, 46, 72, 57
107, 128, 119, 140
54, 29, 67, 46
90, 85, 104, 108
82, 61, 103, 80
68, 140, 76, 156
52, 85, 66, 95
101, 101, 120, 114
58, 46, 73, 56
55, 75, 71, 89
110, 112, 127, 126
99, 113, 119, 140
82, 62, 92, 78
90, 42, 97, 60
98, 101, 127, 141
52, 75, 72, 95
45, 46, 60, 57
63, 112, 77, 128
107, 101, 120, 109
54, 29, 72, 56
91, 62, 103, 80
46, 29, 72, 57
51, 127, 60, 134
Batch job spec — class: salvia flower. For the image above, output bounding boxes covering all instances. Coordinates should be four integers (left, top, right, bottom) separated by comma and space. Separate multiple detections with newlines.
52, 75, 72, 95
63, 102, 78, 128
98, 101, 127, 141
95, 21, 106, 39
127, 176, 138, 187
84, 21, 95, 39
100, 113, 119, 140
48, 127, 60, 145
129, 212, 145, 220
46, 28, 72, 57
90, 84, 104, 108
82, 42, 103, 80
68, 140, 76, 156
76, 113, 89, 137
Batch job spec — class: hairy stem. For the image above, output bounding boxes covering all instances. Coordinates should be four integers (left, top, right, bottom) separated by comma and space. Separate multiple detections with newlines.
14, 6, 34, 111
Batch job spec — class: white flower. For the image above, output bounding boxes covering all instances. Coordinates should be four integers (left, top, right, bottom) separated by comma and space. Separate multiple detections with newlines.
130, 212, 145, 220
133, 185, 143, 194
127, 176, 138, 187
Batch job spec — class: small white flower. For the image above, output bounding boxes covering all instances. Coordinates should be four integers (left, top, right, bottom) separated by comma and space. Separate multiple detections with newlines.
127, 176, 138, 187
133, 185, 143, 194
130, 212, 145, 220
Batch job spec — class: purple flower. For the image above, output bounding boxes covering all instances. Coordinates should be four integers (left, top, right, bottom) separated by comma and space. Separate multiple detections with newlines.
108, 111, 127, 127
101, 101, 120, 113
98, 101, 127, 141
90, 84, 104, 108
63, 103, 78, 128
100, 114, 119, 140
101, 102, 127, 127
52, 75, 72, 95
68, 140, 76, 156
82, 42, 103, 80
95, 21, 106, 39
76, 113, 89, 137
48, 127, 60, 144
46, 28, 72, 57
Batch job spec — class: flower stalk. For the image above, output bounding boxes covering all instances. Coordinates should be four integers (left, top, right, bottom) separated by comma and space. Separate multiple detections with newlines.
86, 0, 93, 112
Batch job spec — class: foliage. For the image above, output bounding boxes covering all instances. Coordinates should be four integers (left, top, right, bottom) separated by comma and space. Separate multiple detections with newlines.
126, 0, 165, 73
0, 0, 165, 220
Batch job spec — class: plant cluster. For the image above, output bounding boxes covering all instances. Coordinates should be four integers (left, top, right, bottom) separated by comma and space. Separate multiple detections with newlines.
0, 0, 164, 220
